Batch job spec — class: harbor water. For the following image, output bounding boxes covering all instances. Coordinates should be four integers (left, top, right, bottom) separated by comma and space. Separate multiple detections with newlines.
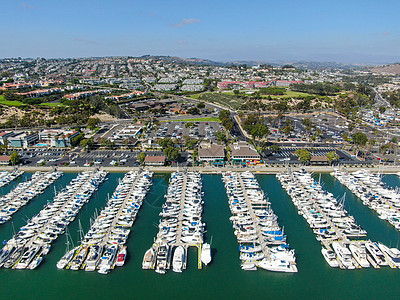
0, 173, 399, 299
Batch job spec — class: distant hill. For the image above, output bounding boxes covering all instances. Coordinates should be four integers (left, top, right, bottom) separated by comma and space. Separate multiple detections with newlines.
139, 55, 227, 66
139, 55, 363, 69
369, 63, 400, 74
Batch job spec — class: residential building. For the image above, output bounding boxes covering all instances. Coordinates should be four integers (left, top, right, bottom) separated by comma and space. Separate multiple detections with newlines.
39, 129, 79, 147
8, 132, 39, 148
0, 132, 14, 145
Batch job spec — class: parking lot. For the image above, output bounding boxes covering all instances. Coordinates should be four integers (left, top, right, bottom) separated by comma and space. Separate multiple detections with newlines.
13, 148, 68, 166
147, 121, 224, 142
42, 149, 191, 167
262, 146, 360, 164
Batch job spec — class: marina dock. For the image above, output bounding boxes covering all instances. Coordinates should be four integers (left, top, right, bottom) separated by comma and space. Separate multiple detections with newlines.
222, 171, 297, 272
277, 169, 397, 270
60, 169, 153, 274
237, 174, 271, 261
144, 171, 205, 274
0, 170, 108, 270
0, 170, 62, 225
332, 169, 400, 232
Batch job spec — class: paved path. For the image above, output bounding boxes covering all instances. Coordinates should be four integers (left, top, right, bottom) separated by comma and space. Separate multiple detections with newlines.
4, 165, 400, 174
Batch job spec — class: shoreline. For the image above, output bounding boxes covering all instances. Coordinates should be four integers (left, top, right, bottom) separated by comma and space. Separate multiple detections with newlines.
2, 165, 400, 174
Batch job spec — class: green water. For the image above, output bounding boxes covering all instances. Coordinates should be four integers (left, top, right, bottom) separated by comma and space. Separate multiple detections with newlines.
0, 173, 399, 300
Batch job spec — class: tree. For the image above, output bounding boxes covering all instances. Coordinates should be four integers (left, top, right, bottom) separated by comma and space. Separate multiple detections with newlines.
295, 149, 311, 165
282, 119, 295, 136
187, 107, 200, 115
379, 106, 386, 114
87, 117, 101, 130
80, 138, 94, 149
100, 138, 115, 149
250, 123, 270, 142
302, 118, 312, 128
184, 138, 198, 150
10, 152, 19, 165
0, 140, 9, 155
197, 102, 205, 109
164, 146, 181, 161
219, 110, 234, 132
215, 131, 228, 143
138, 152, 146, 163
185, 122, 195, 129
158, 138, 175, 149
326, 151, 339, 165
269, 144, 281, 153
352, 132, 368, 146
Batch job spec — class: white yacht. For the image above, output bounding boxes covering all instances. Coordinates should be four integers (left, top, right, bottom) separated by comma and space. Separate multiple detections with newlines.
172, 246, 185, 273
142, 247, 155, 270
377, 243, 400, 267
257, 259, 298, 273
349, 244, 370, 268
201, 243, 212, 266
365, 242, 387, 266
331, 242, 355, 269
321, 247, 339, 268
241, 261, 257, 271
115, 246, 127, 267
85, 245, 103, 271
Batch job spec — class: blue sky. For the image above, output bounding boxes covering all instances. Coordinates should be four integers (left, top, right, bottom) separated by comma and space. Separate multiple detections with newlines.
1, 0, 400, 64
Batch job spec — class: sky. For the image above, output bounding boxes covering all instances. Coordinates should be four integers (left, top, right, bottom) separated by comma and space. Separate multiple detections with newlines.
1, 0, 400, 64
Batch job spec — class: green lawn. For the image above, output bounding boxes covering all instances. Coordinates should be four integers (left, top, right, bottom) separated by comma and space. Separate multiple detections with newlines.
161, 117, 221, 122
189, 94, 202, 100
190, 89, 311, 109
285, 90, 310, 97
39, 102, 66, 107
0, 96, 25, 107
266, 90, 311, 100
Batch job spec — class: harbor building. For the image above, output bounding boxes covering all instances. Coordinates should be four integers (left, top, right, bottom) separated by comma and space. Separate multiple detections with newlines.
144, 155, 166, 166
229, 141, 261, 165
0, 155, 11, 165
198, 142, 225, 166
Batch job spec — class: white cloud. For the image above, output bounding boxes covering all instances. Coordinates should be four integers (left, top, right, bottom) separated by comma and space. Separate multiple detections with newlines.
171, 18, 201, 28
19, 2, 35, 9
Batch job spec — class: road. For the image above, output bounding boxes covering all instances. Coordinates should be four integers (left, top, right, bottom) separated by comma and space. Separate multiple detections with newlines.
373, 88, 391, 108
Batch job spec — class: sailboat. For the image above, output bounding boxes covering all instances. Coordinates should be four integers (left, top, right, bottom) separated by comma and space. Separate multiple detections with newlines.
57, 227, 77, 269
